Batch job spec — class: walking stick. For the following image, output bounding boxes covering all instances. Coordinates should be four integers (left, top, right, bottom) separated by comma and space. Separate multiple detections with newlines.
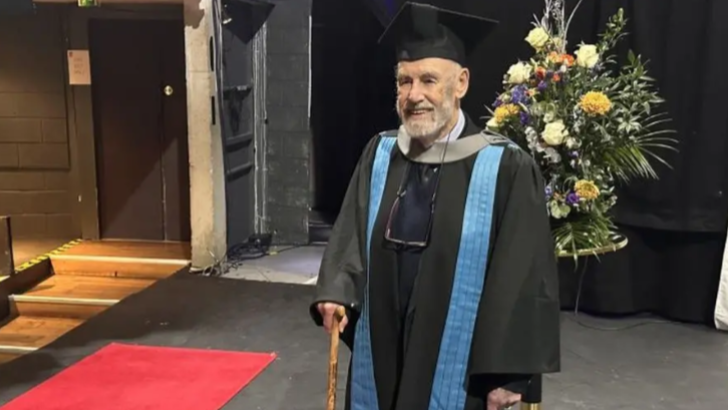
327, 306, 346, 410
520, 374, 542, 410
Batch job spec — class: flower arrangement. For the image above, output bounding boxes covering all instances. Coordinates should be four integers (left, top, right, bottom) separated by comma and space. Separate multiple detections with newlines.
485, 0, 677, 256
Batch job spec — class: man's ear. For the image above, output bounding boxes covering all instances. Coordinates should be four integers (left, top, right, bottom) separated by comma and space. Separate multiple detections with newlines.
456, 67, 470, 99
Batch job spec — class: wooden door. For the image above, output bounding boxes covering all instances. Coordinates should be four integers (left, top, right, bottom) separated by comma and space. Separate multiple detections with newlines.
89, 19, 190, 242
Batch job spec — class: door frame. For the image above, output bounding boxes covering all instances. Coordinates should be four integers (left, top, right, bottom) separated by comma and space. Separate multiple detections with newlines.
63, 6, 189, 241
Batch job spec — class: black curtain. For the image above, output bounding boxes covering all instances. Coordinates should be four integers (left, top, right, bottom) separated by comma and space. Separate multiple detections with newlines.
556, 0, 728, 325
311, 0, 399, 218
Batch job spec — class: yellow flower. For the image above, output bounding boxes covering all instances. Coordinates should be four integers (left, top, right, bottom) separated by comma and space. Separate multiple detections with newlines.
574, 180, 600, 200
494, 103, 520, 124
579, 91, 612, 116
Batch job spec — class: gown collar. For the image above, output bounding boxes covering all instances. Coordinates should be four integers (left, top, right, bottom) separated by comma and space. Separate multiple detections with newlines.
396, 110, 510, 164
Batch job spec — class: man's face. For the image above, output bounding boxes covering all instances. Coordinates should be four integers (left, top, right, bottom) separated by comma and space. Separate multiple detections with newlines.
395, 58, 469, 141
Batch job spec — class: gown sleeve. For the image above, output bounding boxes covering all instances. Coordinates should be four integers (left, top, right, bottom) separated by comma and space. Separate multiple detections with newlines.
308, 136, 381, 327
468, 145, 561, 396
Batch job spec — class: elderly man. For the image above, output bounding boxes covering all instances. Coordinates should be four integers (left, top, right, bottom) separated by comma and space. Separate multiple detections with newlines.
310, 3, 561, 410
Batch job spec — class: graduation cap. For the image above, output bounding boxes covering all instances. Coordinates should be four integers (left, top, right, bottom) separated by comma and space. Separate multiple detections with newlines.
377, 2, 499, 66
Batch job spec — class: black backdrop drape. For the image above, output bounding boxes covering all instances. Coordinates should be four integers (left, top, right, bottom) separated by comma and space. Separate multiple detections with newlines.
311, 0, 398, 218
556, 0, 728, 326
311, 0, 728, 325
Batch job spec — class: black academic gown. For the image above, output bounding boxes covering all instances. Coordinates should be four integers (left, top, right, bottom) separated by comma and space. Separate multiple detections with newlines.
311, 115, 561, 410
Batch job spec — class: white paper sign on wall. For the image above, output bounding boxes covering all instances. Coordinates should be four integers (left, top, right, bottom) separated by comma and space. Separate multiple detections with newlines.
67, 50, 91, 85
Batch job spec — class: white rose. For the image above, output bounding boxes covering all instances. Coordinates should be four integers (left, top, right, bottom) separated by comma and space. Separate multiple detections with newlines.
506, 62, 532, 84
549, 201, 571, 219
544, 147, 562, 164
529, 102, 544, 116
575, 44, 600, 68
542, 120, 569, 146
565, 137, 579, 149
525, 27, 550, 49
486, 117, 500, 129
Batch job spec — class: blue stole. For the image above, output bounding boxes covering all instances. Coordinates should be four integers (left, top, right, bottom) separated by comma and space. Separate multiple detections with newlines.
350, 136, 505, 410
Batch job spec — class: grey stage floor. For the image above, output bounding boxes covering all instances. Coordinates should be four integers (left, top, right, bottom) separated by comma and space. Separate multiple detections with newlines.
0, 271, 726, 410
221, 245, 325, 284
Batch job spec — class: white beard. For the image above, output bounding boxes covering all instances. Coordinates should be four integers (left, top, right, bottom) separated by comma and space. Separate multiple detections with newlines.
397, 91, 456, 141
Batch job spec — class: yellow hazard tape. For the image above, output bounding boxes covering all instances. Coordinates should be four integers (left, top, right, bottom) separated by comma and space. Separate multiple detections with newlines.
14, 239, 82, 273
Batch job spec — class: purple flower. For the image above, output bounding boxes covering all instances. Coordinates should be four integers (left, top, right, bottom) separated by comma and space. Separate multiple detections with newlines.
569, 151, 579, 158
511, 85, 529, 105
520, 111, 530, 125
545, 185, 553, 199
493, 97, 503, 108
537, 81, 548, 92
566, 192, 580, 205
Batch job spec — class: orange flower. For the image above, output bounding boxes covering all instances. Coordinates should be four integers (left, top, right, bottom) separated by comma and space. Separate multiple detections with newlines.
548, 52, 575, 68
552, 73, 561, 82
548, 52, 563, 64
536, 67, 547, 79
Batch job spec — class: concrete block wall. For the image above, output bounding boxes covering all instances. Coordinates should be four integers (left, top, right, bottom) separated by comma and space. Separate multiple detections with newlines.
0, 9, 77, 238
264, 0, 312, 245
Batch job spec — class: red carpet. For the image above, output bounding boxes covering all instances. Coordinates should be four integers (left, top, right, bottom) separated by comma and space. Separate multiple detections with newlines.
1, 343, 276, 410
